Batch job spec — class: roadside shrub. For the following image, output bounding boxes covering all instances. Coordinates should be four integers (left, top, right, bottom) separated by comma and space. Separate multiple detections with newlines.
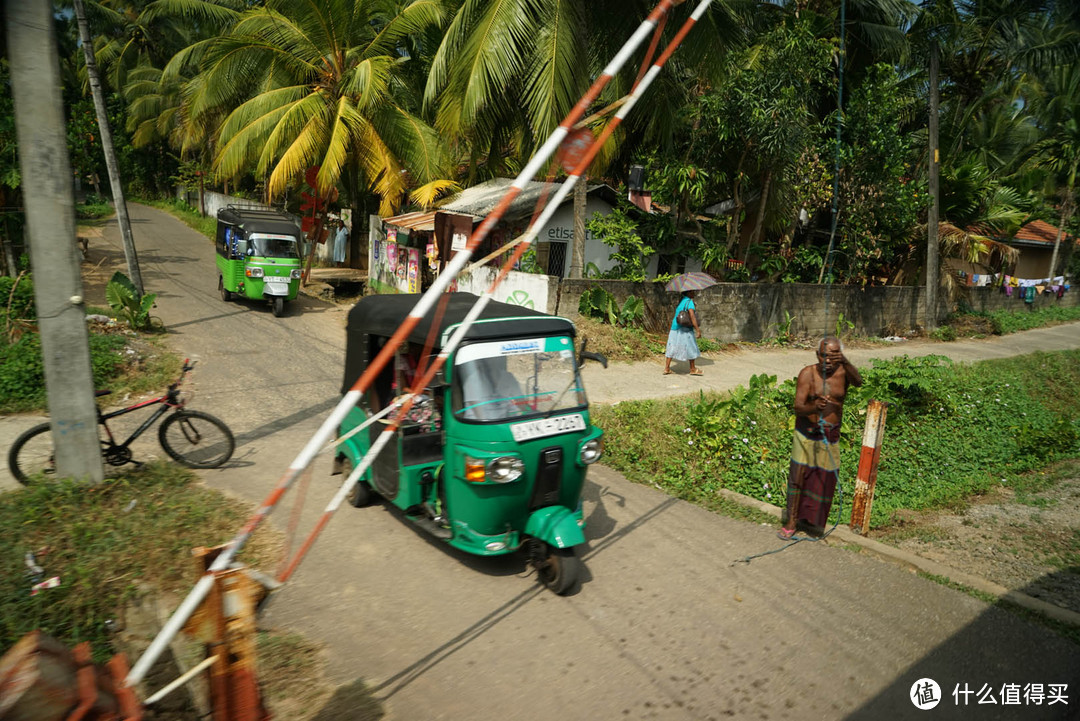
578, 286, 644, 328
0, 273, 35, 327
0, 333, 125, 412
930, 325, 956, 342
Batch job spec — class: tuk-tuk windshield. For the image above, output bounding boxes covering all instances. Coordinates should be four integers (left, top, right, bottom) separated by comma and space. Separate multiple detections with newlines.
453, 337, 585, 421
248, 234, 300, 258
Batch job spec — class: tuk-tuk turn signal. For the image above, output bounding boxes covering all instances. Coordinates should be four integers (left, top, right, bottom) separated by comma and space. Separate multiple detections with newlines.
465, 457, 487, 483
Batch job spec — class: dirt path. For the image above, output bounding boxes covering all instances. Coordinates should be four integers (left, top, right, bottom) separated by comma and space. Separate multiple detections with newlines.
879, 460, 1080, 615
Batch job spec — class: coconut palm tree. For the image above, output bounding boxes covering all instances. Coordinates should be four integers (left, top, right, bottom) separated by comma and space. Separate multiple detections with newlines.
425, 0, 743, 179
167, 0, 453, 232
1030, 62, 1080, 277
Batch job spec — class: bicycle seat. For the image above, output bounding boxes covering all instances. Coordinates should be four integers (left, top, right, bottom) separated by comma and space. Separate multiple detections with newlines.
95, 390, 112, 397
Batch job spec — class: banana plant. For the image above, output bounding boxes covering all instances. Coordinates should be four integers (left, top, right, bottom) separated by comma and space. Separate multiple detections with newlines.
106, 271, 157, 330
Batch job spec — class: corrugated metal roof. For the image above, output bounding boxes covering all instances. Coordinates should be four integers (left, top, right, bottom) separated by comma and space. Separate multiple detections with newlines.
384, 210, 436, 232
385, 178, 618, 230
437, 178, 615, 220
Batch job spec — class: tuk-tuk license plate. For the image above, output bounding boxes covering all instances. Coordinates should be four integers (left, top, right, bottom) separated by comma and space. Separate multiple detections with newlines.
511, 414, 585, 442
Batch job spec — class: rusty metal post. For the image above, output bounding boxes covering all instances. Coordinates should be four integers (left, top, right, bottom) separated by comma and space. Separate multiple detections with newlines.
849, 400, 888, 535
184, 546, 270, 721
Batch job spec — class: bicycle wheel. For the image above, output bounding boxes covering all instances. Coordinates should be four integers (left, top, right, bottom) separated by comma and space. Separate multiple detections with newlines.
158, 410, 235, 469
8, 422, 108, 485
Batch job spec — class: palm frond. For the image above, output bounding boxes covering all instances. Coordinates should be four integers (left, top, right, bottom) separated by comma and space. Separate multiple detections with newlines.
410, 179, 462, 209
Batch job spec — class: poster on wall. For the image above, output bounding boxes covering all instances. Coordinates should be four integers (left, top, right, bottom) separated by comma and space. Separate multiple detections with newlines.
386, 240, 398, 273
407, 247, 420, 293
451, 232, 467, 252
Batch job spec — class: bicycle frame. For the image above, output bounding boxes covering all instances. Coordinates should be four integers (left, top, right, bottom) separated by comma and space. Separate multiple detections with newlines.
98, 393, 183, 452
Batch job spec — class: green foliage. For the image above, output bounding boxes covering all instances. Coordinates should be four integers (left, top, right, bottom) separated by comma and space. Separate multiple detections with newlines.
0, 273, 35, 327
586, 207, 655, 282
833, 64, 928, 282
0, 462, 277, 662
767, 311, 797, 345
0, 333, 126, 412
596, 351, 1080, 530
106, 271, 157, 331
578, 286, 644, 328
931, 325, 958, 342
834, 312, 855, 339
75, 195, 114, 220
851, 355, 951, 410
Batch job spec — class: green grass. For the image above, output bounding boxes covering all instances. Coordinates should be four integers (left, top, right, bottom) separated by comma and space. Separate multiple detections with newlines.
0, 462, 279, 661
594, 350, 1080, 530
135, 197, 217, 240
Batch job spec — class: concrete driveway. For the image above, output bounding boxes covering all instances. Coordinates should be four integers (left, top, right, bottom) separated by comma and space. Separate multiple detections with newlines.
3, 204, 1079, 720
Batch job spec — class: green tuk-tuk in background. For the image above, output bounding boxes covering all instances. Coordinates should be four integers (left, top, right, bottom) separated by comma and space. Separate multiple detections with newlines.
335, 294, 608, 594
216, 206, 302, 317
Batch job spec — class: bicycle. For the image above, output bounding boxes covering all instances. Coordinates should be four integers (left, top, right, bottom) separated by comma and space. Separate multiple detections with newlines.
8, 360, 235, 484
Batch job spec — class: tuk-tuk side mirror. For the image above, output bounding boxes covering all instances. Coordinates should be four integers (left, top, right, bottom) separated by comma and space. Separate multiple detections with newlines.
578, 338, 607, 369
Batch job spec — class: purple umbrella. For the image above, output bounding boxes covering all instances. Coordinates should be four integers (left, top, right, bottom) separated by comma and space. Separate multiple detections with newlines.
664, 272, 717, 292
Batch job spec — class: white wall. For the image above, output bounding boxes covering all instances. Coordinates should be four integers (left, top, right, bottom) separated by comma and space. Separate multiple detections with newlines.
536, 197, 614, 277
454, 267, 557, 314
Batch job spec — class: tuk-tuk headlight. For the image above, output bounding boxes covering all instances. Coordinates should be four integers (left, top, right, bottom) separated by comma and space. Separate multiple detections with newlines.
290, 269, 302, 279
486, 456, 524, 483
245, 267, 264, 278
580, 438, 603, 465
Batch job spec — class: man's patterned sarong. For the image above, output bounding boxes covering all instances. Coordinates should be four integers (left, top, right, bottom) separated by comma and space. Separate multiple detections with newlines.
783, 421, 842, 536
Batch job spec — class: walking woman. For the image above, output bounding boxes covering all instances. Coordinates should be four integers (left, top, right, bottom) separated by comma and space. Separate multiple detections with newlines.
664, 290, 702, 376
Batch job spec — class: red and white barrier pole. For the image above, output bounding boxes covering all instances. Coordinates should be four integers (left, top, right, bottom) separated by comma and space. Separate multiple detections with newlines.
849, 399, 888, 535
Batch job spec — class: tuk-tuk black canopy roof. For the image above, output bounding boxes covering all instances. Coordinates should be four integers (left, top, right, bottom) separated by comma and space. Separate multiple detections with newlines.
343, 293, 574, 392
217, 207, 300, 237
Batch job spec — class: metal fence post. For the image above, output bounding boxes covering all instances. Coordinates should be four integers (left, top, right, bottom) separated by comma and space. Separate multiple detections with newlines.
850, 400, 888, 535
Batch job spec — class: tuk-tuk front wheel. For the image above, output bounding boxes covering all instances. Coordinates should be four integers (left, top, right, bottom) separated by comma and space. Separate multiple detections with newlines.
534, 544, 580, 595
341, 455, 376, 507
272, 296, 285, 317
218, 277, 233, 302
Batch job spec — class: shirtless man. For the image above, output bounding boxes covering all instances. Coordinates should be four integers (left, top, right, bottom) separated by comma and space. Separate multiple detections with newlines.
779, 337, 862, 539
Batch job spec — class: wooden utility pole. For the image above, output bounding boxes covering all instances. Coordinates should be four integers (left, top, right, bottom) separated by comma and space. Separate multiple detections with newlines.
926, 40, 941, 330
7, 0, 104, 482
570, 176, 587, 278
72, 0, 144, 295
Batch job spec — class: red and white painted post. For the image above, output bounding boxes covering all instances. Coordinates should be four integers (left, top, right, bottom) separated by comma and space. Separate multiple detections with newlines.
849, 400, 888, 535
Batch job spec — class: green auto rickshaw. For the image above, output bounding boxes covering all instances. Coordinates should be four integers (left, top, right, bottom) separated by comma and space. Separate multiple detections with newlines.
215, 206, 302, 317
335, 293, 607, 594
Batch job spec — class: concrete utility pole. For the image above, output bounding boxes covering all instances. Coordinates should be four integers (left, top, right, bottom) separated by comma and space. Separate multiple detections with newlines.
72, 0, 144, 295
7, 0, 105, 482
570, 176, 587, 278
926, 40, 941, 331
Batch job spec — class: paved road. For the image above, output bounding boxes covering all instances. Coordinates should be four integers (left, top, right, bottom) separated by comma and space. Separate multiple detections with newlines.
5, 205, 1080, 720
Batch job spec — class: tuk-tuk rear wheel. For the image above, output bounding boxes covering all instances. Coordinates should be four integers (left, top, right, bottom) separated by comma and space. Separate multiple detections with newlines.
341, 456, 376, 507
536, 545, 580, 596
